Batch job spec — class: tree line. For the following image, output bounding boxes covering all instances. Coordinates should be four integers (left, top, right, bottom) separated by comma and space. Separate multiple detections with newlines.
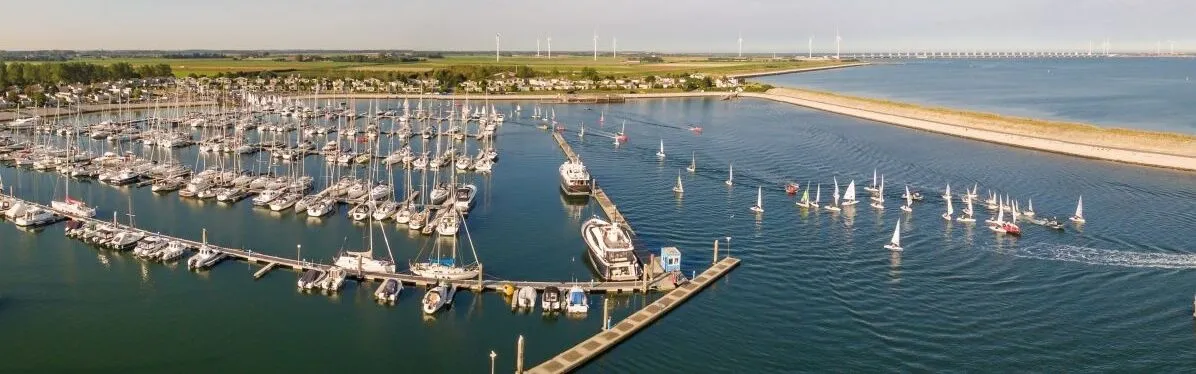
0, 61, 173, 88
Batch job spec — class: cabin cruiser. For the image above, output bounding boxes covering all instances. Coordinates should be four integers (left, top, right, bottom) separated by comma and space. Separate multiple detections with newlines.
559, 159, 592, 196
107, 230, 145, 251
187, 245, 224, 270
581, 217, 642, 281
133, 236, 168, 258
158, 241, 189, 261
14, 207, 58, 227
453, 184, 477, 212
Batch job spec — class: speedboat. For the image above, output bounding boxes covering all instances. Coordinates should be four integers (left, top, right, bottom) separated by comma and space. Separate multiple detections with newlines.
565, 286, 589, 314
297, 269, 325, 290
541, 286, 563, 313
186, 245, 224, 270
374, 279, 401, 303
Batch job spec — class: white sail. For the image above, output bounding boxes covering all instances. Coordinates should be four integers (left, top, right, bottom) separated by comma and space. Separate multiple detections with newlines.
814, 184, 821, 204
889, 220, 901, 246
725, 163, 733, 185
832, 178, 841, 205
872, 169, 878, 187
756, 187, 763, 207
943, 183, 951, 199
1074, 196, 1083, 218
904, 185, 912, 207
844, 180, 856, 201
996, 204, 1005, 224
946, 193, 954, 215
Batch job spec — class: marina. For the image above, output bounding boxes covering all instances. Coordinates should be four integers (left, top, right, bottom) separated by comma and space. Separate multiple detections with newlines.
3, 62, 1196, 372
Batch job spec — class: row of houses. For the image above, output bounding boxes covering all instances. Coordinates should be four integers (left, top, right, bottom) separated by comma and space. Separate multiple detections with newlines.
177, 73, 741, 94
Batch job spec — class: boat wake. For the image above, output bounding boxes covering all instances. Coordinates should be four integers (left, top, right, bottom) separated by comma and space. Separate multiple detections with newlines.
997, 243, 1196, 269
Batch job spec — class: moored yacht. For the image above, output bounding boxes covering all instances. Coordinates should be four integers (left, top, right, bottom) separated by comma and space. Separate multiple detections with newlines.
558, 159, 592, 196
581, 217, 642, 282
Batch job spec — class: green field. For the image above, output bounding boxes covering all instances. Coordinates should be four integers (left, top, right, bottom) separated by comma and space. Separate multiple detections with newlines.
73, 55, 853, 78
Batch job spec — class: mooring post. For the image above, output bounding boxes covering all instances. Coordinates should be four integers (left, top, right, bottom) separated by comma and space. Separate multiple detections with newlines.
602, 296, 609, 331
477, 263, 484, 291
516, 335, 525, 374
713, 239, 719, 265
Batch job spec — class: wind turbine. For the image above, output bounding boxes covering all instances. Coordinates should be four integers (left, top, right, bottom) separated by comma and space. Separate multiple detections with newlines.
547, 36, 552, 59
536, 37, 541, 57
593, 30, 598, 61
495, 33, 501, 62
612, 37, 617, 58
835, 28, 842, 59
808, 36, 813, 58
737, 31, 743, 58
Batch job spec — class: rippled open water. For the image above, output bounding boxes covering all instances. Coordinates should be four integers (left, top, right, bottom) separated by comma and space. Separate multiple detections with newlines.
756, 58, 1196, 134
2, 96, 1196, 372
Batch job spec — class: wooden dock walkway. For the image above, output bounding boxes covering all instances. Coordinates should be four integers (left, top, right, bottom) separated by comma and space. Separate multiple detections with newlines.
528, 256, 741, 373
549, 131, 632, 234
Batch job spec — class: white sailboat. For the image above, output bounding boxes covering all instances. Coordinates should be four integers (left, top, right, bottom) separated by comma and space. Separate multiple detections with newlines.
1023, 198, 1036, 218
864, 168, 879, 193
725, 163, 733, 186
941, 183, 951, 200
869, 176, 885, 209
942, 192, 954, 221
841, 180, 858, 206
672, 170, 684, 194
1070, 196, 1085, 223
655, 139, 666, 159
686, 152, 696, 173
825, 178, 841, 212
884, 220, 903, 251
900, 185, 913, 213
956, 196, 976, 223
749, 186, 764, 213
812, 184, 821, 209
988, 204, 1008, 233
51, 179, 97, 218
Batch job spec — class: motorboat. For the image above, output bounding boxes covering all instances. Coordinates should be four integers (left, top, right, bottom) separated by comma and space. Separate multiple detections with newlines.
580, 217, 642, 281
453, 184, 477, 212
374, 279, 401, 302
14, 207, 58, 227
511, 286, 537, 311
186, 245, 224, 270
558, 159, 592, 196
133, 236, 168, 258
107, 230, 145, 251
565, 286, 589, 314
297, 269, 325, 290
320, 267, 347, 292
158, 241, 189, 261
541, 286, 563, 312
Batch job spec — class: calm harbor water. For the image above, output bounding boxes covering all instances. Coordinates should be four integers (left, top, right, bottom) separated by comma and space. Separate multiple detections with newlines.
3, 94, 1196, 372
756, 58, 1196, 134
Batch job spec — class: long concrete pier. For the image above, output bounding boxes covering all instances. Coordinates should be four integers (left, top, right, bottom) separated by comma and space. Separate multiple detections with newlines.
528, 256, 741, 373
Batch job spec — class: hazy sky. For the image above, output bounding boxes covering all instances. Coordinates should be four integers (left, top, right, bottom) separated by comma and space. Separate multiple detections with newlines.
2, 0, 1192, 52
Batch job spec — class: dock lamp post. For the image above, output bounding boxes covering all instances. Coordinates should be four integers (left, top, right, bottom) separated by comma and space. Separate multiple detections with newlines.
296, 244, 301, 265
489, 350, 496, 374
725, 236, 732, 258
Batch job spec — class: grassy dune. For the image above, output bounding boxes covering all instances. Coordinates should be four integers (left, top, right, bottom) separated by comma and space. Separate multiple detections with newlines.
73, 55, 854, 78
770, 87, 1196, 157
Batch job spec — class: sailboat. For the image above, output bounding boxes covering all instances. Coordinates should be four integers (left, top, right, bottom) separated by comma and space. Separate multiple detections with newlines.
51, 179, 96, 218
864, 168, 879, 193
1069, 196, 1085, 223
841, 180, 858, 206
409, 212, 482, 280
725, 163, 733, 186
796, 184, 813, 208
825, 178, 842, 212
686, 152, 696, 173
812, 184, 821, 209
900, 185, 913, 213
941, 192, 954, 221
334, 220, 397, 274
1023, 198, 1036, 218
656, 139, 666, 159
672, 170, 684, 194
884, 220, 903, 251
986, 202, 1005, 227
956, 196, 976, 223
941, 183, 952, 200
869, 176, 885, 209
749, 186, 763, 213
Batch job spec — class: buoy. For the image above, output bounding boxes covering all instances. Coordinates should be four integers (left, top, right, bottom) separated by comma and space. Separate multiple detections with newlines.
502, 284, 515, 297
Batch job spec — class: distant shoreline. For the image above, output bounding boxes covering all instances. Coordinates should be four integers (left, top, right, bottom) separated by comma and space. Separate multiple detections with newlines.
726, 62, 871, 79
0, 101, 216, 121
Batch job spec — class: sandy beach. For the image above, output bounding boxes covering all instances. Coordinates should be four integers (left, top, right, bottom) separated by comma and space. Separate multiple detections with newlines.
745, 88, 1196, 171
